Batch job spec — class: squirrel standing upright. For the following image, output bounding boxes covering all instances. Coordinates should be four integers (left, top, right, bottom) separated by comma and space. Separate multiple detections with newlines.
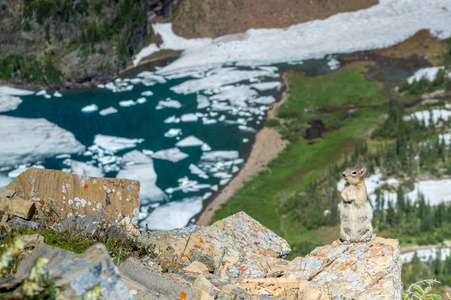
340, 165, 373, 244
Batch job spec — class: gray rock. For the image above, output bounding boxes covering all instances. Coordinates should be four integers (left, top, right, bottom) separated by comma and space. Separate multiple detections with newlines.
11, 217, 39, 230
119, 257, 193, 298
16, 243, 132, 299
189, 248, 215, 273
0, 187, 15, 197
22, 234, 44, 248
16, 244, 78, 278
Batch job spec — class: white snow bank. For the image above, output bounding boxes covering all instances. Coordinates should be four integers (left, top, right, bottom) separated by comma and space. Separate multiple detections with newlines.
99, 107, 118, 116
0, 86, 34, 96
149, 1, 451, 75
0, 95, 22, 113
406, 66, 450, 84
133, 43, 159, 66
81, 104, 99, 113
404, 109, 451, 127
338, 171, 451, 207
94, 134, 144, 152
402, 248, 451, 263
141, 196, 202, 230
152, 148, 188, 163
116, 163, 168, 204
0, 116, 85, 167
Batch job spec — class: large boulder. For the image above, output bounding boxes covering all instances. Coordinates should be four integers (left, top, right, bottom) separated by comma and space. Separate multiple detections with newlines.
6, 168, 140, 233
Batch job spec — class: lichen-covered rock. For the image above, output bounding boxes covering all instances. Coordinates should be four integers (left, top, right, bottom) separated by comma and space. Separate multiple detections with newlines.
239, 237, 402, 299
6, 168, 140, 233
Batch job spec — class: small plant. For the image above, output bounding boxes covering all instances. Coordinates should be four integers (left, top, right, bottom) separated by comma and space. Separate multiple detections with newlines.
403, 280, 442, 300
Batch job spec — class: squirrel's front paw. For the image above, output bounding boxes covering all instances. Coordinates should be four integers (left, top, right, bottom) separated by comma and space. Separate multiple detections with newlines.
362, 237, 371, 242
341, 240, 350, 245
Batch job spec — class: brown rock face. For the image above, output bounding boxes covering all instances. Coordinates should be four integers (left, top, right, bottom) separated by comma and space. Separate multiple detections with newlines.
172, 0, 378, 38
6, 168, 140, 231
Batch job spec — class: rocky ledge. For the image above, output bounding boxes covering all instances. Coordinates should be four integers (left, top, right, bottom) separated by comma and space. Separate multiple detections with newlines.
0, 169, 402, 299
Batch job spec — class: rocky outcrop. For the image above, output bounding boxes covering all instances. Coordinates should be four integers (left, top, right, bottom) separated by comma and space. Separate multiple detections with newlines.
6, 168, 140, 234
4, 211, 402, 299
172, 0, 378, 39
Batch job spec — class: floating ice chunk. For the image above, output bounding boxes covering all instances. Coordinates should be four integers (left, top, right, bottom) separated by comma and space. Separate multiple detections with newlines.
176, 135, 204, 147
8, 164, 44, 179
164, 128, 182, 138
238, 125, 256, 133
142, 149, 154, 156
197, 95, 210, 109
156, 99, 182, 109
189, 164, 208, 179
130, 78, 142, 84
251, 96, 276, 105
0, 116, 85, 167
170, 68, 276, 95
202, 118, 217, 125
250, 82, 282, 91
94, 134, 144, 152
133, 43, 160, 66
53, 91, 62, 97
117, 163, 168, 204
81, 104, 99, 113
71, 161, 104, 177
0, 95, 22, 113
136, 97, 147, 104
55, 154, 71, 159
327, 56, 340, 70
210, 85, 258, 103
213, 172, 232, 179
43, 94, 51, 99
141, 91, 154, 96
181, 113, 198, 122
407, 66, 448, 84
36, 90, 47, 96
164, 115, 181, 123
136, 71, 167, 84
201, 151, 239, 161
201, 144, 211, 151
211, 103, 233, 111
220, 178, 231, 186
141, 196, 202, 231
99, 107, 118, 116
0, 86, 34, 96
242, 138, 249, 143
122, 150, 153, 165
152, 148, 188, 162
119, 100, 136, 107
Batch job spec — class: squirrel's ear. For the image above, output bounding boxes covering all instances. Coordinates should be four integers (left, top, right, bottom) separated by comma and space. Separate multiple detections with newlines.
360, 167, 366, 175
354, 164, 359, 169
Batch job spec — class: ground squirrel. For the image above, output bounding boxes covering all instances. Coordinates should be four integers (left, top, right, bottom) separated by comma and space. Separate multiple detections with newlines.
340, 165, 373, 244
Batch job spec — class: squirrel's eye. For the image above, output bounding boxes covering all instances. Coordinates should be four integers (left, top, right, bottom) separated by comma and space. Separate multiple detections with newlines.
351, 171, 357, 175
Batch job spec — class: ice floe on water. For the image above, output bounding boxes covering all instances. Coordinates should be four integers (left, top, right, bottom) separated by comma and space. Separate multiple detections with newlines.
156, 99, 182, 109
0, 95, 23, 113
119, 100, 136, 107
94, 134, 144, 152
181, 113, 198, 122
141, 91, 153, 96
0, 86, 34, 96
152, 148, 189, 163
250, 82, 282, 91
70, 161, 104, 178
140, 196, 202, 231
81, 104, 99, 113
197, 95, 210, 109
0, 116, 85, 167
99, 107, 118, 116
53, 91, 62, 97
164, 128, 182, 138
175, 135, 205, 147
116, 161, 168, 204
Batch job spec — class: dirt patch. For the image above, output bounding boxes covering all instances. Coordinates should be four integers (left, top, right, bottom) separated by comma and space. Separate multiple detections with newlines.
373, 29, 448, 66
172, 0, 378, 39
